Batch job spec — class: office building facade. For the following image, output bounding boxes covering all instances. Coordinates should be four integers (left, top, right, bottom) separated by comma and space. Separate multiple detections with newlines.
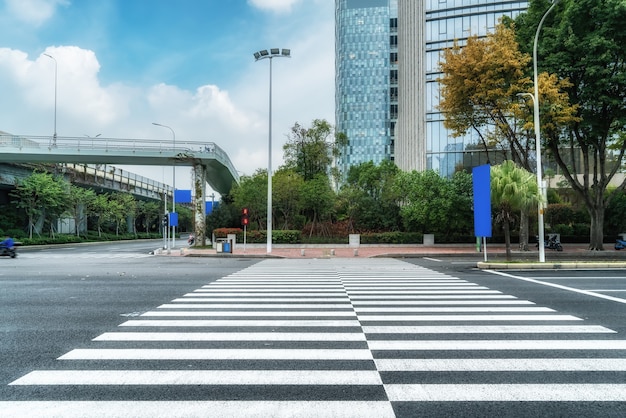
336, 0, 529, 178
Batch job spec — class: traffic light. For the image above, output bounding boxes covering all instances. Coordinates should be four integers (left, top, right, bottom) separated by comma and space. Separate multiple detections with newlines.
162, 213, 169, 226
241, 208, 249, 226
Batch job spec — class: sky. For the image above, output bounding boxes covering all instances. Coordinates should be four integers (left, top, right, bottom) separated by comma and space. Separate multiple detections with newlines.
0, 0, 335, 194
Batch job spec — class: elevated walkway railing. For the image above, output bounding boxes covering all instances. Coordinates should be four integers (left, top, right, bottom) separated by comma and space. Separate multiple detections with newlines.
0, 134, 239, 194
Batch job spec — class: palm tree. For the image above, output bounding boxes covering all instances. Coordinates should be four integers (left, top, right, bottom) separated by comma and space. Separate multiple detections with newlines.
491, 161, 540, 261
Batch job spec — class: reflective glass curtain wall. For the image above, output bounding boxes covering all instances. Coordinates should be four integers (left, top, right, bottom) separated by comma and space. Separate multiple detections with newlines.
335, 0, 397, 180
425, 0, 528, 177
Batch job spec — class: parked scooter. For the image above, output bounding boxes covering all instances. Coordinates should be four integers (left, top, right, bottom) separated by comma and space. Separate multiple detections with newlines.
536, 234, 563, 251
615, 238, 626, 250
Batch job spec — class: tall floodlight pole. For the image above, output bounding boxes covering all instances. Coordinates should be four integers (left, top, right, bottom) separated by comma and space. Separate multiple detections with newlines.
254, 48, 291, 254
533, 0, 559, 263
43, 53, 57, 147
152, 122, 176, 250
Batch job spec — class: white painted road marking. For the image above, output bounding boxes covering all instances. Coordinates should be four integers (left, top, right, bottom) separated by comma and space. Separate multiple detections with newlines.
119, 319, 362, 327
375, 358, 626, 371
0, 401, 396, 418
94, 332, 367, 342
362, 325, 615, 334
385, 384, 626, 401
11, 370, 383, 386
368, 340, 626, 350
358, 314, 581, 322
58, 348, 375, 360
139, 310, 357, 317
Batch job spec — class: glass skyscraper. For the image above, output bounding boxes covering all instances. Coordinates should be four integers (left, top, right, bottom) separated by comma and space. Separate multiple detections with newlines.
335, 0, 398, 179
336, 0, 529, 179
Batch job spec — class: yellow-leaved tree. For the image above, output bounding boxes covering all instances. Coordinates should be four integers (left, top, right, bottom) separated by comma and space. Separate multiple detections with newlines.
439, 21, 578, 249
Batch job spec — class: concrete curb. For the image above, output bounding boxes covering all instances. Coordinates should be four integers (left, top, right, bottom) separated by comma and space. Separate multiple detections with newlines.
477, 261, 626, 270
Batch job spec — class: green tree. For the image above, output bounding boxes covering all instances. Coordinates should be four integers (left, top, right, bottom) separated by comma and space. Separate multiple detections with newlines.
66, 185, 96, 237
515, 0, 626, 250
282, 119, 347, 182
136, 200, 162, 233
88, 193, 112, 237
491, 161, 540, 260
300, 174, 335, 237
109, 193, 136, 236
11, 171, 69, 238
393, 170, 473, 236
273, 168, 305, 230
338, 160, 401, 231
231, 170, 268, 230
205, 198, 239, 238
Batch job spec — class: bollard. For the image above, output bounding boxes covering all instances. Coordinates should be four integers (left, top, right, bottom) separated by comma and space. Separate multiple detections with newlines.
353, 249, 358, 257
330, 249, 335, 256
301, 249, 305, 256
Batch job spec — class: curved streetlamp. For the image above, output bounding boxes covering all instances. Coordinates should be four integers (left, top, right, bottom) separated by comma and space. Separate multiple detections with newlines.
152, 122, 176, 250
532, 0, 560, 263
43, 53, 57, 147
254, 48, 291, 254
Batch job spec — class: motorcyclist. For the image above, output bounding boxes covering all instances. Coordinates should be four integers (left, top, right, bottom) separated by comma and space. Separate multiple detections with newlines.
0, 236, 14, 249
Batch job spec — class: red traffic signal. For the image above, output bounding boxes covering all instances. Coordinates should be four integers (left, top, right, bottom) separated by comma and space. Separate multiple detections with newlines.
241, 208, 249, 226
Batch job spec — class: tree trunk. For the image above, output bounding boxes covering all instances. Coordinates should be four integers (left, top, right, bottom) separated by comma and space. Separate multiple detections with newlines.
503, 220, 512, 261
519, 209, 529, 251
589, 205, 605, 250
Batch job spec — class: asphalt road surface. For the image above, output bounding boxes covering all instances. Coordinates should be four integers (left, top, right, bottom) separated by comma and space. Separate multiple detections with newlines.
1, 242, 626, 417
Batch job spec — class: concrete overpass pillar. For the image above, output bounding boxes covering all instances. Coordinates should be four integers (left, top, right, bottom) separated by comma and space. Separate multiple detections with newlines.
193, 163, 207, 246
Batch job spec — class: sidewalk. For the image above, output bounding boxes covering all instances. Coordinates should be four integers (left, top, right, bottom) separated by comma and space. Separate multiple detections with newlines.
165, 242, 626, 266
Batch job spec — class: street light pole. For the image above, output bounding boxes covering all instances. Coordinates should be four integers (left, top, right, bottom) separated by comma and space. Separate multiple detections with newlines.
84, 133, 101, 148
532, 0, 559, 263
254, 48, 291, 254
152, 122, 176, 250
43, 53, 57, 147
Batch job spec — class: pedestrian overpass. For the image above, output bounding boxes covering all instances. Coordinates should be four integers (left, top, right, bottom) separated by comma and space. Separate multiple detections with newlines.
0, 133, 240, 244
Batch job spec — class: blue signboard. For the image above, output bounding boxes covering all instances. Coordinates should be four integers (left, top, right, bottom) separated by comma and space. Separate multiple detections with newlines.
206, 201, 219, 215
169, 212, 178, 227
472, 164, 492, 237
175, 189, 192, 204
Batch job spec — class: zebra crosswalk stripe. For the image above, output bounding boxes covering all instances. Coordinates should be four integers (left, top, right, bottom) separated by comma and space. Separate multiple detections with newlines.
7, 257, 626, 415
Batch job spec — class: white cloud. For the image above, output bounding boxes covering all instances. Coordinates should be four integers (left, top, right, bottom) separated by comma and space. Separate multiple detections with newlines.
248, 0, 301, 14
5, 0, 68, 26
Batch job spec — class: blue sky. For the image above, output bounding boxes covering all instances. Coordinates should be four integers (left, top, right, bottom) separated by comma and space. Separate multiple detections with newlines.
0, 0, 334, 192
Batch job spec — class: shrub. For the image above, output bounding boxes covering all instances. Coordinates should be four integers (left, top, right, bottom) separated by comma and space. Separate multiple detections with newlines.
361, 232, 423, 244
551, 224, 573, 236
213, 228, 243, 238
545, 204, 575, 226
272, 230, 302, 244
571, 223, 590, 236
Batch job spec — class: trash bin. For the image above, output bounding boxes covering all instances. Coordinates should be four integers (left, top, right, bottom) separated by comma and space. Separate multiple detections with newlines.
223, 242, 231, 253
216, 242, 223, 253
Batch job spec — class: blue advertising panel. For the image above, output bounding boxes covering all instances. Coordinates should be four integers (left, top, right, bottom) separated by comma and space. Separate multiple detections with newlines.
472, 164, 492, 237
169, 212, 178, 227
174, 189, 192, 204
